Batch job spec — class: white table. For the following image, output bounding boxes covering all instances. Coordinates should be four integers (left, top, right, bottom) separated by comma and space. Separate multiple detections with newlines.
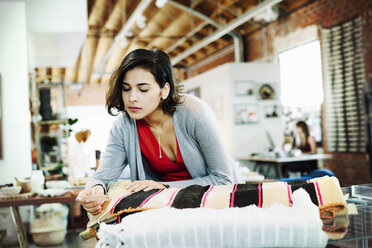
239, 154, 332, 178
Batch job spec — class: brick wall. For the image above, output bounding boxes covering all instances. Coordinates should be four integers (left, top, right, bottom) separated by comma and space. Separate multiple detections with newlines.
66, 85, 106, 106
244, 0, 372, 186
187, 49, 235, 78
188, 0, 372, 186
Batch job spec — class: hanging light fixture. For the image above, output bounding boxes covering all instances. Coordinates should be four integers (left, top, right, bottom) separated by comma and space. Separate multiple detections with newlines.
120, 38, 128, 48
155, 0, 167, 8
136, 15, 147, 29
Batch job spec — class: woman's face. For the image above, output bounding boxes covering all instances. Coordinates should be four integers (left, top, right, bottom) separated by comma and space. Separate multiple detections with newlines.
122, 67, 163, 120
296, 127, 305, 137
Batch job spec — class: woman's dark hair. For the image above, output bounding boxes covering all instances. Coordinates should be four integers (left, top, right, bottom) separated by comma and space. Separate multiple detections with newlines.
106, 48, 184, 116
296, 121, 310, 139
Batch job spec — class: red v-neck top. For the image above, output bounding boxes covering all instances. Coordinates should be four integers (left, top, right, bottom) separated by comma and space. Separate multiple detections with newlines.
136, 119, 192, 182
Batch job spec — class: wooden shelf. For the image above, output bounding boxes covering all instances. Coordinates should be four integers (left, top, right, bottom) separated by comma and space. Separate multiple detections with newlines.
38, 119, 69, 125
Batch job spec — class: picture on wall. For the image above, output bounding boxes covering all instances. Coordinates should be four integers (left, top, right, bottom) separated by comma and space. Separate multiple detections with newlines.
234, 80, 256, 96
234, 104, 259, 124
264, 104, 280, 118
258, 83, 277, 100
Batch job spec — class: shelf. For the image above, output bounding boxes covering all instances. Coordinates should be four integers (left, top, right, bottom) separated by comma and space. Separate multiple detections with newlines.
39, 163, 62, 171
38, 119, 69, 125
37, 82, 64, 88
30, 73, 70, 171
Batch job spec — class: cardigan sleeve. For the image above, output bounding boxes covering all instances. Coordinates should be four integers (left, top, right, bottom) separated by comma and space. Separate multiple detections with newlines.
85, 116, 128, 191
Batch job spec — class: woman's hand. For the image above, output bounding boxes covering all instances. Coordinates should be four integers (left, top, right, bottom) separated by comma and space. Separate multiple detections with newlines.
76, 185, 105, 215
126, 180, 166, 192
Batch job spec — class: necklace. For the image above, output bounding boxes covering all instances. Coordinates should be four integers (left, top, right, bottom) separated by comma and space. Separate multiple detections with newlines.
157, 118, 164, 158
146, 118, 164, 158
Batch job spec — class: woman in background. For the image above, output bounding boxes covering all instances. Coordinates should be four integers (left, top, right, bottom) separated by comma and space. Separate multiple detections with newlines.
76, 48, 243, 215
296, 121, 317, 154
281, 120, 317, 177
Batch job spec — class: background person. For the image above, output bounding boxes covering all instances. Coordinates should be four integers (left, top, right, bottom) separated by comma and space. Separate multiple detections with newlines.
295, 120, 317, 154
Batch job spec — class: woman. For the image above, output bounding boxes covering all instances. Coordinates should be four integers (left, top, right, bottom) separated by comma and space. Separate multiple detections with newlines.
281, 121, 318, 178
76, 49, 243, 215
296, 121, 317, 154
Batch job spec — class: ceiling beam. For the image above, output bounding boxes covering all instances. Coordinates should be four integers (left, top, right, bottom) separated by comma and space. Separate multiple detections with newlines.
93, 0, 152, 75
165, 21, 209, 53
171, 0, 283, 65
167, 0, 243, 62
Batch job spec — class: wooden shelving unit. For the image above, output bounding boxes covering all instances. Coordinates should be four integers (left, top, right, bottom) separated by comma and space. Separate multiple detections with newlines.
29, 73, 69, 172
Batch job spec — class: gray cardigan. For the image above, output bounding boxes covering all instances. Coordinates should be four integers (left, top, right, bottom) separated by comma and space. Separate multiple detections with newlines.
86, 95, 243, 190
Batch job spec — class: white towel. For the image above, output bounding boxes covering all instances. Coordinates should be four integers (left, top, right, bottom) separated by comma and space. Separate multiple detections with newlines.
96, 188, 328, 248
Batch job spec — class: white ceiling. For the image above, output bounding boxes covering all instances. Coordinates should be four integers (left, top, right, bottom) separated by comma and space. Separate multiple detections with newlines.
25, 0, 88, 68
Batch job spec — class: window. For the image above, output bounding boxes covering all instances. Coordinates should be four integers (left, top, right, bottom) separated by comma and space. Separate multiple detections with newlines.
279, 40, 323, 107
278, 40, 324, 143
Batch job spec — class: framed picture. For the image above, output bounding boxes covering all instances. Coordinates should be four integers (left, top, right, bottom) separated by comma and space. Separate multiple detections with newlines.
187, 87, 200, 98
258, 83, 277, 100
264, 104, 280, 118
234, 81, 256, 96
234, 104, 259, 124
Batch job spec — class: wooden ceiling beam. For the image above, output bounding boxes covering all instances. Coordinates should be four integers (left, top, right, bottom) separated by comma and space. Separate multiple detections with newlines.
172, 0, 282, 65
136, 8, 169, 40
148, 11, 204, 50
92, 0, 152, 76
35, 68, 47, 83
103, 0, 123, 32
92, 31, 115, 70
165, 21, 209, 54
65, 66, 78, 83
88, 0, 112, 28
77, 30, 100, 84
104, 41, 127, 74
51, 68, 65, 83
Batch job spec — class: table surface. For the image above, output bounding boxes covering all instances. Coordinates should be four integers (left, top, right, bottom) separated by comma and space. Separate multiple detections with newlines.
0, 190, 80, 207
326, 186, 372, 244
239, 153, 332, 163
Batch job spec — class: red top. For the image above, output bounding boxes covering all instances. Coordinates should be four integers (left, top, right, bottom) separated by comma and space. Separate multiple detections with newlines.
136, 119, 192, 182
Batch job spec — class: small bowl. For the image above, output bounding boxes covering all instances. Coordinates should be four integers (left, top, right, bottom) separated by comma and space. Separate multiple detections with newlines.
1, 186, 22, 196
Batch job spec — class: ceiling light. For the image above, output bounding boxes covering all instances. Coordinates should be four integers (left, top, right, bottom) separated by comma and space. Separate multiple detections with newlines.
155, 0, 167, 8
253, 5, 279, 23
120, 38, 128, 49
125, 31, 133, 37
136, 15, 147, 29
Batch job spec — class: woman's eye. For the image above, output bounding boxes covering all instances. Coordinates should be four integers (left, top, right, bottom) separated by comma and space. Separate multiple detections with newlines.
139, 89, 149, 92
122, 87, 130, 92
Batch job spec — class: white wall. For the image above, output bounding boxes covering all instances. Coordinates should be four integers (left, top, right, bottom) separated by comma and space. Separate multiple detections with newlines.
26, 0, 87, 68
184, 64, 233, 152
184, 63, 283, 159
0, 1, 32, 183
229, 63, 283, 158
66, 105, 116, 159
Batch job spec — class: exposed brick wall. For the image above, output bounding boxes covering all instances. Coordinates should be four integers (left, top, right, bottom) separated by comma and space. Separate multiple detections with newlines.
186, 46, 235, 78
187, 0, 372, 185
66, 85, 106, 106
245, 0, 372, 68
323, 154, 370, 186
243, 0, 372, 186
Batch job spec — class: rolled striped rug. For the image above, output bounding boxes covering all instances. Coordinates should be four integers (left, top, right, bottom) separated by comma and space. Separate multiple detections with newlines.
80, 176, 346, 240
